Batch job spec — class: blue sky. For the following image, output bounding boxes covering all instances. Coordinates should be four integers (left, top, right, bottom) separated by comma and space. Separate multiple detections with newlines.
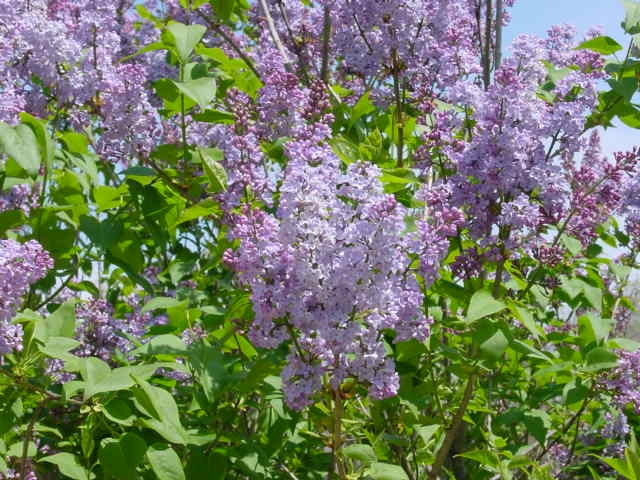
505, 0, 627, 45
505, 0, 637, 154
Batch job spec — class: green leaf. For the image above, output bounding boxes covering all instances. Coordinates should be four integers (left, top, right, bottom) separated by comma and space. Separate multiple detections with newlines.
40, 453, 90, 480
84, 364, 162, 399
456, 450, 500, 468
19, 113, 55, 167
34, 301, 77, 343
38, 336, 81, 359
595, 455, 633, 478
188, 342, 228, 403
191, 109, 235, 124
172, 199, 221, 228
415, 424, 440, 446
623, 0, 640, 34
197, 148, 227, 192
343, 444, 377, 465
102, 399, 136, 426
466, 290, 507, 323
577, 36, 623, 54
474, 321, 510, 360
0, 122, 41, 175
147, 444, 186, 480
349, 91, 375, 127
211, 0, 236, 21
523, 410, 551, 445
172, 77, 216, 109
142, 297, 186, 313
507, 302, 544, 339
368, 462, 409, 480
80, 216, 123, 251
99, 433, 147, 480
165, 22, 207, 62
578, 313, 613, 344
132, 376, 191, 445
585, 347, 618, 368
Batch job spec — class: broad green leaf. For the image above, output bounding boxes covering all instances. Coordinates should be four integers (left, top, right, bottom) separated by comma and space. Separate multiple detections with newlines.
20, 113, 55, 167
211, 0, 236, 21
99, 433, 147, 480
198, 148, 227, 192
343, 444, 377, 465
188, 342, 228, 402
102, 399, 136, 426
456, 450, 500, 468
623, 0, 640, 34
368, 462, 409, 480
84, 364, 162, 399
0, 122, 41, 175
172, 77, 216, 109
415, 424, 440, 446
192, 109, 234, 124
523, 410, 551, 445
578, 313, 613, 344
172, 199, 221, 228
577, 36, 623, 54
165, 23, 207, 62
34, 301, 77, 343
466, 290, 507, 323
147, 444, 186, 480
142, 297, 186, 313
132, 376, 191, 445
507, 302, 544, 339
595, 456, 632, 478
79, 215, 123, 250
474, 321, 510, 360
349, 91, 375, 127
40, 453, 90, 480
38, 336, 81, 358
585, 347, 618, 369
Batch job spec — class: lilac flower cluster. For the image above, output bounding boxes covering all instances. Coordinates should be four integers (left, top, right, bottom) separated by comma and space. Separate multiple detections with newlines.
564, 140, 640, 245
600, 349, 640, 414
226, 155, 430, 409
73, 293, 165, 362
0, 184, 39, 216
0, 0, 160, 164
0, 239, 52, 354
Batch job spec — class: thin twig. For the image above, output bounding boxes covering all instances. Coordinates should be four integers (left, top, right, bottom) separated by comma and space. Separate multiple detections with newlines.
257, 0, 292, 65
197, 13, 262, 80
494, 0, 503, 69
482, 0, 493, 90
429, 373, 477, 479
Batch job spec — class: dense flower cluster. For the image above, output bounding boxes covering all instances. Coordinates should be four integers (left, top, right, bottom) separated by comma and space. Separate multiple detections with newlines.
0, 183, 38, 216
0, 0, 161, 163
600, 349, 640, 414
0, 239, 52, 353
226, 156, 430, 408
446, 25, 604, 243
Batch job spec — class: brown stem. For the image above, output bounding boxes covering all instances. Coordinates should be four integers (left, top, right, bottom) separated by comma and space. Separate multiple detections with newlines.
494, 0, 503, 70
20, 402, 44, 479
482, 0, 493, 90
429, 373, 477, 479
197, 13, 262, 80
392, 50, 404, 167
328, 389, 345, 479
258, 0, 292, 65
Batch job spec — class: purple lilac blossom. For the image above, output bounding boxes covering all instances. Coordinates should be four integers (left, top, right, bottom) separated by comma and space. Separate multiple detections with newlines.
226, 156, 430, 409
600, 349, 640, 414
0, 239, 53, 353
